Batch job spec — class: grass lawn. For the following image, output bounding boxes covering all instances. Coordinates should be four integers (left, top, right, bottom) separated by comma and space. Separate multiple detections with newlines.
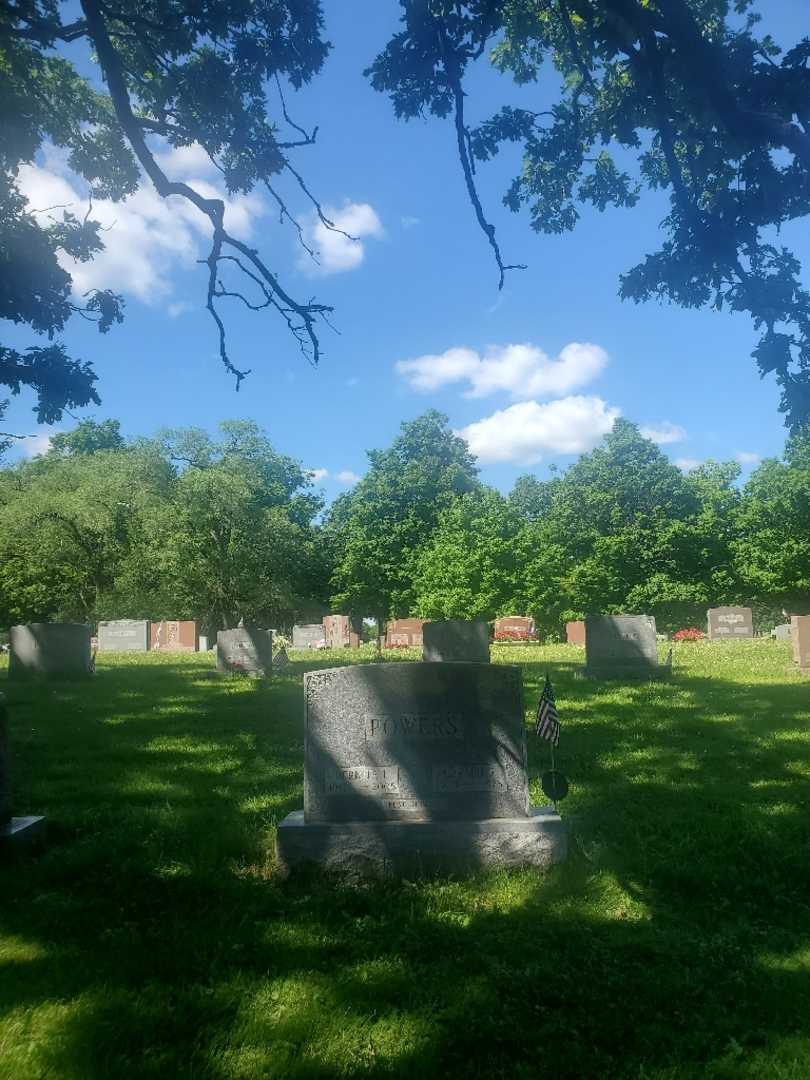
1, 642, 809, 1079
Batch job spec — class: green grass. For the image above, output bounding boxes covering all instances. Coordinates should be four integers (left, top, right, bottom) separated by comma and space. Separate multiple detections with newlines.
1, 642, 810, 1079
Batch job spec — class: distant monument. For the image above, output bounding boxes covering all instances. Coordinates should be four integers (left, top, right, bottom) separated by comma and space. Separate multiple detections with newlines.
385, 619, 425, 647
150, 621, 198, 651
322, 615, 360, 649
583, 615, 671, 679
292, 624, 327, 649
97, 620, 150, 652
9, 624, 93, 679
276, 663, 565, 877
792, 616, 810, 672
493, 616, 536, 641
423, 620, 490, 663
566, 620, 586, 646
0, 693, 46, 850
707, 607, 754, 641
216, 628, 274, 676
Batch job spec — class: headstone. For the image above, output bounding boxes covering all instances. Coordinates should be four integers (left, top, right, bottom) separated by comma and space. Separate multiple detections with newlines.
385, 618, 425, 647
771, 623, 792, 641
566, 620, 586, 646
216, 628, 273, 676
97, 619, 150, 652
150, 620, 198, 651
583, 615, 670, 679
707, 606, 754, 641
493, 616, 536, 641
792, 616, 810, 670
293, 623, 327, 649
9, 624, 93, 679
276, 662, 565, 877
0, 693, 47, 850
322, 614, 360, 649
422, 620, 490, 663
198, 635, 209, 651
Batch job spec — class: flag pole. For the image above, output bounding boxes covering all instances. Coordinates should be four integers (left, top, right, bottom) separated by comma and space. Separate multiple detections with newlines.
549, 738, 558, 812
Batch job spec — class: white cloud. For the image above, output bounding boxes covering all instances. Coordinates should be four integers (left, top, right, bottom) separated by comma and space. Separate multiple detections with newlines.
154, 142, 219, 178
336, 469, 361, 484
675, 457, 702, 472
299, 202, 383, 275
308, 468, 329, 483
167, 301, 192, 318
735, 451, 761, 466
22, 432, 58, 457
16, 148, 265, 304
458, 396, 620, 465
396, 342, 607, 401
641, 421, 687, 445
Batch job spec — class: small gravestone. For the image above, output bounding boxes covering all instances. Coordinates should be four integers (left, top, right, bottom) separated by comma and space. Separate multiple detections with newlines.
566, 620, 586, 645
293, 624, 326, 649
97, 619, 150, 652
422, 620, 490, 663
216, 628, 273, 676
9, 624, 93, 679
385, 619, 425, 647
0, 694, 46, 850
772, 623, 792, 641
150, 620, 198, 651
199, 634, 209, 651
276, 663, 565, 877
792, 616, 810, 671
494, 616, 536, 640
583, 615, 670, 679
707, 606, 754, 641
322, 614, 360, 649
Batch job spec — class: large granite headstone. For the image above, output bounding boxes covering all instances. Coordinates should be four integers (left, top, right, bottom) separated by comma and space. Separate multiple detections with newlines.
150, 620, 198, 651
216, 628, 273, 676
422, 620, 490, 663
276, 662, 565, 876
566, 620, 586, 646
97, 619, 150, 652
0, 693, 47, 850
792, 616, 810, 671
385, 619, 425, 647
9, 624, 92, 679
293, 623, 326, 649
583, 615, 669, 679
707, 606, 754, 641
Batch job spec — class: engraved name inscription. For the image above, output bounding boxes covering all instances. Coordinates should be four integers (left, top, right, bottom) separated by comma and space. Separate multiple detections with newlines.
364, 713, 464, 740
433, 763, 506, 792
325, 766, 401, 794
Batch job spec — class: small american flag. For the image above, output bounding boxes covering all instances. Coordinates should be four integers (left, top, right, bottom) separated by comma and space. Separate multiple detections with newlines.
536, 674, 560, 746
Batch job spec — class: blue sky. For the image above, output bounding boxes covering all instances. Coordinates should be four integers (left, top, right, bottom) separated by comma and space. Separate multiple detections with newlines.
6, 0, 808, 494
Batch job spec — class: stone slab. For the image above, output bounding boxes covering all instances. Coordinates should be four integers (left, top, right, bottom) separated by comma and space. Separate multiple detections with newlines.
150, 620, 198, 651
792, 616, 810, 668
707, 606, 753, 641
322, 615, 360, 649
216, 628, 274, 676
0, 816, 47, 852
276, 807, 566, 878
566, 620, 586, 646
293, 624, 326, 649
9, 624, 92, 679
304, 662, 527, 823
97, 619, 150, 652
422, 620, 490, 663
583, 615, 668, 678
385, 619, 425, 648
494, 616, 536, 640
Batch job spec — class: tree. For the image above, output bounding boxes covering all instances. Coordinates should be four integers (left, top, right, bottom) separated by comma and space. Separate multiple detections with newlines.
369, 2, 810, 427
49, 418, 124, 456
2, 0, 338, 421
327, 410, 479, 630
413, 487, 521, 620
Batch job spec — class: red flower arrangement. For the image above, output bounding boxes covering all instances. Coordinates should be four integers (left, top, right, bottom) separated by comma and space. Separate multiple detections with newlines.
672, 628, 705, 642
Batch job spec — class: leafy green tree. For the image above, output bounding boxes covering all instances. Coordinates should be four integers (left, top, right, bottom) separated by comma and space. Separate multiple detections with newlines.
2, 0, 335, 419
327, 410, 479, 630
413, 487, 521, 620
370, 2, 810, 427
49, 419, 125, 456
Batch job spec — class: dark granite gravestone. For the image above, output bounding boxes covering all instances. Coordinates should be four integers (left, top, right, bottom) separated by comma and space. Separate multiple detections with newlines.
293, 624, 326, 649
792, 616, 810, 671
9, 624, 93, 679
566, 620, 586, 645
276, 662, 565, 877
707, 606, 754, 641
385, 619, 425, 647
0, 693, 47, 851
97, 619, 150, 652
216, 628, 274, 676
583, 615, 670, 679
422, 620, 490, 663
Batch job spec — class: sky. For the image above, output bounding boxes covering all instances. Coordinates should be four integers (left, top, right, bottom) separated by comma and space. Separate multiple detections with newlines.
5, 0, 809, 495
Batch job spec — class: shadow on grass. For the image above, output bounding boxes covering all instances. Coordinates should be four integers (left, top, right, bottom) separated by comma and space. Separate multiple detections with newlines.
1, 650, 809, 1078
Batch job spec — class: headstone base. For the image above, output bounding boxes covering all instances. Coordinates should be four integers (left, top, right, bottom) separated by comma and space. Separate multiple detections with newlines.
276, 807, 566, 879
0, 816, 47, 851
579, 663, 672, 680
